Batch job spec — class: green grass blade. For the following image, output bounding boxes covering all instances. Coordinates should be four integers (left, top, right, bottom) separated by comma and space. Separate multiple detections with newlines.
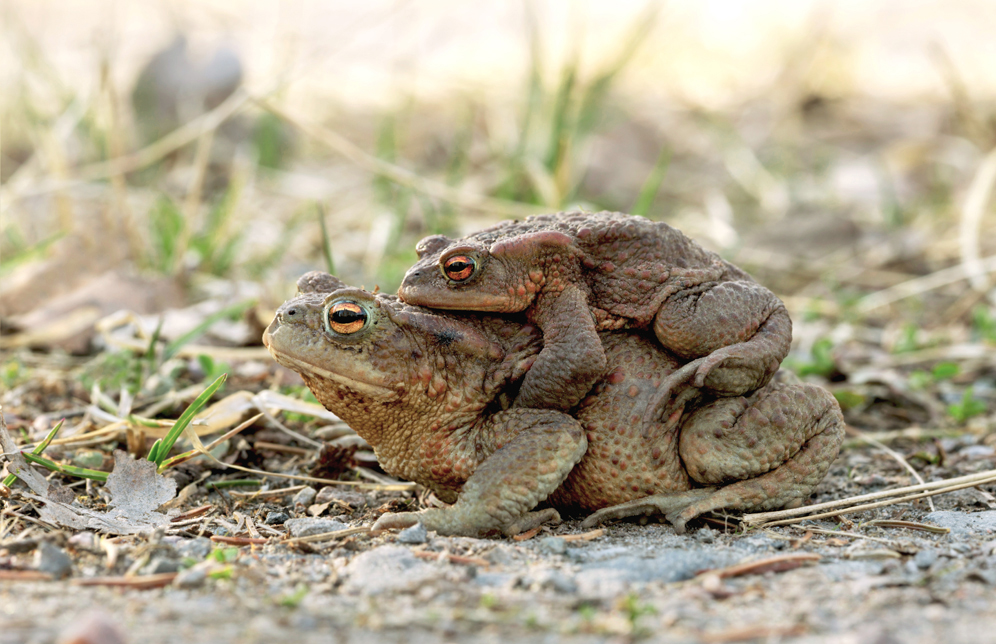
22, 451, 108, 482
0, 232, 65, 277
163, 302, 255, 362
205, 479, 261, 490
317, 203, 335, 275
2, 419, 64, 487
147, 438, 162, 463
149, 373, 228, 466
631, 147, 672, 217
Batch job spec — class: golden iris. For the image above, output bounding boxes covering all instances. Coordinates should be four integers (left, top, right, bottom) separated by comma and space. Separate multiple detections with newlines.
328, 301, 367, 334
442, 255, 476, 281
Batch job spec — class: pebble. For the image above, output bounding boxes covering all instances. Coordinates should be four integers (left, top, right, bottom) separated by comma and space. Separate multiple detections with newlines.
67, 532, 100, 552
959, 445, 996, 460
914, 549, 939, 569
174, 537, 214, 561
173, 566, 208, 589
55, 611, 126, 644
315, 487, 367, 507
144, 556, 182, 574
293, 487, 317, 510
397, 522, 427, 544
574, 549, 737, 598
342, 545, 446, 595
694, 528, 716, 544
539, 537, 567, 555
924, 511, 996, 537
284, 518, 349, 538
36, 541, 73, 579
525, 568, 577, 593
265, 511, 291, 525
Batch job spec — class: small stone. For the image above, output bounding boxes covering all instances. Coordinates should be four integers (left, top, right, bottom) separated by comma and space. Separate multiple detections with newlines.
539, 537, 567, 555
342, 545, 445, 595
959, 445, 995, 460
284, 518, 349, 538
914, 549, 938, 569
397, 522, 427, 544
265, 511, 291, 525
174, 566, 207, 589
293, 487, 317, 510
923, 511, 996, 537
143, 556, 181, 575
56, 611, 126, 644
174, 537, 214, 561
315, 487, 367, 507
36, 541, 72, 579
68, 532, 99, 552
967, 568, 996, 585
694, 528, 716, 544
526, 568, 577, 593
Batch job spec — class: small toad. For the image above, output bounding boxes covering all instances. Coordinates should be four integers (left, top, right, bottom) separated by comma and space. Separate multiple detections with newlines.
263, 272, 842, 537
398, 212, 792, 432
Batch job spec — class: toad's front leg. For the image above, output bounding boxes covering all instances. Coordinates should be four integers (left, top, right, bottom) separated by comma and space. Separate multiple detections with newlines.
513, 284, 607, 411
372, 409, 587, 537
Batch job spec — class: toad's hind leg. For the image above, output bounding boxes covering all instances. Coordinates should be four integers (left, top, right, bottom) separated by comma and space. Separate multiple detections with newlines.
669, 382, 843, 532
582, 381, 843, 533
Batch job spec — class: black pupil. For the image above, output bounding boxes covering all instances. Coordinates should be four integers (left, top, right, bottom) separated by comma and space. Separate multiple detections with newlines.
332, 308, 365, 324
448, 260, 471, 273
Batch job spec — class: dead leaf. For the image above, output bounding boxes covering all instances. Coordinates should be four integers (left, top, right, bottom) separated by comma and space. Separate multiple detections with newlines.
105, 451, 176, 522
2, 419, 178, 535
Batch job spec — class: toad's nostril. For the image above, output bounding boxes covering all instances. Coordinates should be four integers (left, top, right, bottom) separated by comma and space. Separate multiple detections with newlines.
284, 307, 299, 318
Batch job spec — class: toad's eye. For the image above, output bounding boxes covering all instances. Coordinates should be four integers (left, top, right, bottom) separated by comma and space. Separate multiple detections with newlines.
327, 301, 367, 334
443, 255, 476, 281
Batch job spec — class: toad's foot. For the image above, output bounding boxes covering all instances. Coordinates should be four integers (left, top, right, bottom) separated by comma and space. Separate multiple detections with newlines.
376, 409, 585, 537
640, 359, 704, 436
579, 488, 717, 532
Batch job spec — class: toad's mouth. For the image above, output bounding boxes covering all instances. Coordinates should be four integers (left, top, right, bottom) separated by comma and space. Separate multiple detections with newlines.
263, 335, 396, 399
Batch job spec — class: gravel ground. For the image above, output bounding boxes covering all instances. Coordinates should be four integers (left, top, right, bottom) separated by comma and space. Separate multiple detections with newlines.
4, 445, 996, 644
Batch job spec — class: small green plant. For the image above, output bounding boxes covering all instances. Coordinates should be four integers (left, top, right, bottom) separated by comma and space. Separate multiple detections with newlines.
277, 584, 309, 608
147, 373, 227, 470
892, 323, 920, 354
787, 338, 836, 378
576, 603, 597, 621
189, 179, 245, 276
832, 390, 866, 411
631, 147, 671, 218
620, 593, 655, 630
972, 305, 996, 344
1, 356, 28, 389
209, 547, 240, 564
196, 354, 231, 384
3, 419, 64, 487
12, 374, 228, 483
947, 387, 987, 424
147, 195, 185, 273
909, 362, 960, 390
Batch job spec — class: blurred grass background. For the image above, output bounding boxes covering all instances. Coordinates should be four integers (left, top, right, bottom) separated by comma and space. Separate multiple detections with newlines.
2, 0, 996, 351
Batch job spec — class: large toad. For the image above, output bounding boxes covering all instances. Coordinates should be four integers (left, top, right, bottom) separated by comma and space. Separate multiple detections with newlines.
263, 272, 843, 537
399, 211, 791, 432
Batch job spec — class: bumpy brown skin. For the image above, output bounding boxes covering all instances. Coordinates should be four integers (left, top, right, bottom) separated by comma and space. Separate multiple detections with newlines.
264, 271, 843, 537
399, 212, 792, 431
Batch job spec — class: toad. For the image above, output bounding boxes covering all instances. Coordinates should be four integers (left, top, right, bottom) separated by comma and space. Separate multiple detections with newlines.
263, 271, 843, 537
398, 211, 792, 433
